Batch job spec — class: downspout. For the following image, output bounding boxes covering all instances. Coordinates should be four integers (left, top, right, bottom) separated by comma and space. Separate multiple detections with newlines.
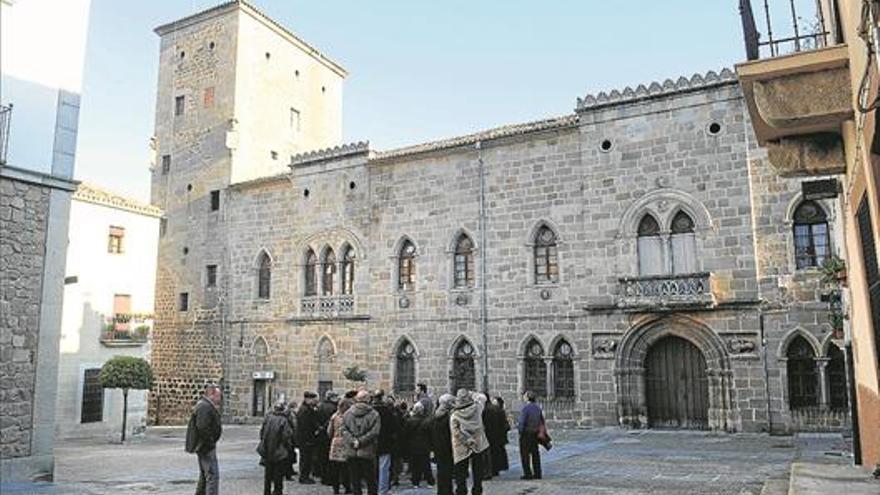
477, 140, 490, 394
759, 310, 773, 433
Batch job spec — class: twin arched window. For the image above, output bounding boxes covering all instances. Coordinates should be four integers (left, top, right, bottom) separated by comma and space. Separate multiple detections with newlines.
793, 201, 830, 269
785, 335, 847, 411
522, 337, 576, 398
637, 211, 697, 276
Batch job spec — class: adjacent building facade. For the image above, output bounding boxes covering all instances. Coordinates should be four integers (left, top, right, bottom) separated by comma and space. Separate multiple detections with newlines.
148, 1, 852, 437
0, 0, 90, 481
55, 183, 161, 440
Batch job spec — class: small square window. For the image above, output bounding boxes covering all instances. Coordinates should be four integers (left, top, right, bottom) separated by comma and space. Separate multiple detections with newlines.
270, 150, 278, 160
290, 108, 300, 135
179, 292, 189, 311
175, 95, 185, 116
206, 265, 217, 287
108, 226, 125, 254
210, 190, 220, 211
161, 155, 171, 174
203, 87, 214, 108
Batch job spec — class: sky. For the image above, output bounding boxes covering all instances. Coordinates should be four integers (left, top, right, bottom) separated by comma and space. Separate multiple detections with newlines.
74, 1, 748, 202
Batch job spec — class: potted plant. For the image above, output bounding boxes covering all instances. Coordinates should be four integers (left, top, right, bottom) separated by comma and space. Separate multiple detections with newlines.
343, 365, 368, 386
820, 256, 847, 286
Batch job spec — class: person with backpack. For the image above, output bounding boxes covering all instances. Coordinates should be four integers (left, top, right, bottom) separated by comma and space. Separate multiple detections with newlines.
185, 384, 223, 495
258, 400, 295, 495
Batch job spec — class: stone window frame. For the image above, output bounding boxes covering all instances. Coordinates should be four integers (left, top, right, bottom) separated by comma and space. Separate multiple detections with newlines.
783, 195, 837, 273
205, 264, 218, 288
303, 248, 318, 297
448, 335, 480, 393
391, 335, 420, 394
77, 364, 106, 425
526, 220, 563, 287
296, 229, 366, 301
108, 225, 125, 254
392, 236, 419, 293
776, 328, 848, 412
340, 243, 355, 296
521, 336, 548, 397
516, 334, 580, 401
447, 229, 478, 292
315, 334, 337, 390
256, 250, 272, 300
320, 246, 337, 296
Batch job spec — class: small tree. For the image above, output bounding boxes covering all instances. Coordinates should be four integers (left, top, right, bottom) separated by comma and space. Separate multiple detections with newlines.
100, 356, 153, 442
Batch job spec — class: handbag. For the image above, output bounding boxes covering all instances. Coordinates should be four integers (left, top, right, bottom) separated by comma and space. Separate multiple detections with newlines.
536, 415, 552, 451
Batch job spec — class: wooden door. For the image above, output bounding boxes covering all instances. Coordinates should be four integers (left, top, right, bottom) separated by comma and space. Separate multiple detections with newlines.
645, 336, 709, 429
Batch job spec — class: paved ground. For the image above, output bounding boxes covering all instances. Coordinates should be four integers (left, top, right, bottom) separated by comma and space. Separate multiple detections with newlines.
0, 426, 857, 494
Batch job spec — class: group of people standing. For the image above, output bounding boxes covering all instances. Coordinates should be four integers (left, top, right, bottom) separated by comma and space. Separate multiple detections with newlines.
186, 383, 548, 495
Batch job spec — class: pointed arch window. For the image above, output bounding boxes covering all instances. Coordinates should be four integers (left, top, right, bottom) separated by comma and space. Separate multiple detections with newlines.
322, 248, 336, 296
826, 344, 848, 411
523, 339, 547, 397
786, 336, 818, 409
341, 245, 355, 295
534, 226, 559, 284
552, 339, 575, 398
793, 201, 830, 269
670, 211, 697, 274
394, 339, 416, 393
453, 234, 475, 289
451, 339, 476, 392
399, 240, 416, 291
304, 248, 317, 296
317, 337, 335, 398
257, 252, 271, 299
637, 214, 664, 276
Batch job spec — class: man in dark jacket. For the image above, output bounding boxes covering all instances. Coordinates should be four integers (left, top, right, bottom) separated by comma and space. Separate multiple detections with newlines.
284, 399, 298, 480
517, 391, 543, 480
296, 391, 320, 484
188, 385, 223, 495
316, 390, 339, 484
342, 391, 381, 495
429, 394, 455, 495
372, 390, 399, 495
259, 401, 295, 495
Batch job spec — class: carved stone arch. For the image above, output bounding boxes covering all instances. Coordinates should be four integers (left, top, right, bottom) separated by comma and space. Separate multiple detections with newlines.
615, 314, 737, 432
390, 334, 421, 358
315, 334, 337, 359
518, 334, 546, 358
252, 247, 274, 268
666, 207, 697, 232
784, 192, 836, 226
548, 334, 579, 359
320, 244, 335, 261
251, 335, 270, 357
819, 332, 842, 357
526, 219, 563, 246
339, 241, 355, 257
391, 235, 420, 258
777, 327, 822, 360
617, 188, 714, 238
296, 227, 367, 262
446, 228, 479, 253
447, 334, 480, 358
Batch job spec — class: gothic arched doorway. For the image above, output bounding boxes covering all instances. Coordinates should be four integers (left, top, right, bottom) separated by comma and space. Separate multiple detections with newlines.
644, 336, 709, 429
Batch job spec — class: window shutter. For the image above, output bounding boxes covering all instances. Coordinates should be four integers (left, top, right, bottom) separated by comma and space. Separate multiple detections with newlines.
671, 233, 697, 274
638, 236, 665, 276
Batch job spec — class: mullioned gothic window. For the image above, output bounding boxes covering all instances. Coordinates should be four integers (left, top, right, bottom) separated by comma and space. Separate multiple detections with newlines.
341, 245, 354, 295
637, 211, 697, 276
394, 339, 416, 393
552, 339, 575, 398
304, 248, 317, 296
793, 201, 830, 269
322, 248, 336, 295
453, 234, 475, 289
399, 240, 416, 291
786, 336, 818, 409
523, 339, 547, 397
637, 215, 663, 275
257, 253, 271, 299
534, 226, 559, 284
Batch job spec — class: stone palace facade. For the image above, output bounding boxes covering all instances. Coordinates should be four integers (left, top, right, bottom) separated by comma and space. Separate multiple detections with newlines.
148, 1, 849, 433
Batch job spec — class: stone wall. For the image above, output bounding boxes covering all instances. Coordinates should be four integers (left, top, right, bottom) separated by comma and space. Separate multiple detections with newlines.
0, 177, 50, 459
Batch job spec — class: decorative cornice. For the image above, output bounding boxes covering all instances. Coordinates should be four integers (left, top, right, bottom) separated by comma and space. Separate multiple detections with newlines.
290, 141, 370, 168
73, 182, 164, 218
374, 114, 579, 161
576, 68, 738, 112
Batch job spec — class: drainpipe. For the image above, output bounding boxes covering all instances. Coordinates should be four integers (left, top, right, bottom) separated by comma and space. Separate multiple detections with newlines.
759, 309, 773, 433
477, 141, 490, 394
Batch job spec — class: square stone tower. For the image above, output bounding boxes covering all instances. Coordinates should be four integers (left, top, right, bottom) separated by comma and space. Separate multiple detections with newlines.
148, 0, 346, 423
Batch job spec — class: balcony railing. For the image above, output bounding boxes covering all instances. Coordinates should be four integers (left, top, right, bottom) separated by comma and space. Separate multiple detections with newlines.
618, 272, 714, 309
0, 103, 11, 164
300, 295, 355, 318
739, 0, 833, 61
100, 327, 149, 345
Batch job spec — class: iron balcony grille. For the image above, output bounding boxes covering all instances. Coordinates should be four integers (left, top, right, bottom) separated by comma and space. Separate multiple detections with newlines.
618, 272, 714, 309
300, 295, 355, 318
739, 0, 834, 61
0, 103, 11, 164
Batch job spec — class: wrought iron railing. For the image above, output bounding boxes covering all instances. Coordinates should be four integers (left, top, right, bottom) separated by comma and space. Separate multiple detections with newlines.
619, 272, 713, 308
739, 0, 833, 61
100, 327, 149, 344
300, 294, 355, 317
0, 103, 11, 164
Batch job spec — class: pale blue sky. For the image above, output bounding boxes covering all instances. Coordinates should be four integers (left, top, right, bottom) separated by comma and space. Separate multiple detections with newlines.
75, 1, 748, 202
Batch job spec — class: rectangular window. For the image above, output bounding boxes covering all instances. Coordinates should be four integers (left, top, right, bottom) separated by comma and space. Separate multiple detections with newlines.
112, 294, 132, 333
108, 226, 125, 254
206, 265, 217, 287
290, 107, 300, 136
174, 95, 185, 116
210, 190, 220, 211
179, 292, 189, 312
203, 86, 215, 108
161, 155, 171, 174
81, 368, 104, 423
159, 218, 167, 237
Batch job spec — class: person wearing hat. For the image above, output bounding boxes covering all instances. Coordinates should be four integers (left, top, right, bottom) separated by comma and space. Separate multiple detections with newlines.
342, 390, 381, 495
316, 390, 340, 484
296, 391, 320, 484
449, 389, 489, 495
259, 400, 296, 495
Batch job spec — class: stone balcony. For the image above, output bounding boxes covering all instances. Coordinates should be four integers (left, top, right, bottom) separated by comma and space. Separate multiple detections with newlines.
736, 44, 851, 177
618, 272, 714, 310
299, 294, 356, 319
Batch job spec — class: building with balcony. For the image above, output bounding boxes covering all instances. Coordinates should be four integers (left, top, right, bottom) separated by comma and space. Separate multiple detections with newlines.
54, 183, 161, 440
736, 0, 880, 470
149, 1, 849, 437
0, 0, 90, 482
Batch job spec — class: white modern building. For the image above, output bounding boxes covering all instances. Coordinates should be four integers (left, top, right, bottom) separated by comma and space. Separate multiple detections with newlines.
56, 183, 162, 440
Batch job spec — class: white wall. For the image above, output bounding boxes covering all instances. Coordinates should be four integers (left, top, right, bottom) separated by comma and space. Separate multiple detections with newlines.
56, 196, 160, 439
0, 0, 90, 175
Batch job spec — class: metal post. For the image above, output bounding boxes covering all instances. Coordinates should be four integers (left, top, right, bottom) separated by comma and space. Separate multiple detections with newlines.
763, 0, 776, 56
476, 141, 490, 394
740, 0, 761, 60
789, 0, 801, 51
